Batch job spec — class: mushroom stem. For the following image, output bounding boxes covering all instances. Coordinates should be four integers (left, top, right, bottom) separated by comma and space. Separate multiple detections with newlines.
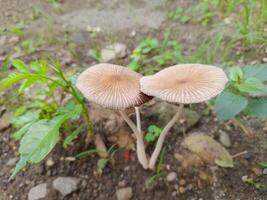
149, 104, 184, 170
119, 110, 148, 169
135, 107, 141, 135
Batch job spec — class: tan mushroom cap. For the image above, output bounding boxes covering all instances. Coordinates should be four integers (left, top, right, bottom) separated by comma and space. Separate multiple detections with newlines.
140, 64, 228, 104
76, 63, 151, 109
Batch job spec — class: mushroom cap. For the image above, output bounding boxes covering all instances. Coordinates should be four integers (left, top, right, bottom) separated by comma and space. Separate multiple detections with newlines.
140, 64, 228, 104
76, 63, 151, 109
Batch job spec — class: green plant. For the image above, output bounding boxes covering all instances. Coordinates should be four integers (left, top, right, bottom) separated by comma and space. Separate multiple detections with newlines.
215, 64, 267, 120
0, 59, 92, 179
145, 125, 162, 143
128, 34, 184, 74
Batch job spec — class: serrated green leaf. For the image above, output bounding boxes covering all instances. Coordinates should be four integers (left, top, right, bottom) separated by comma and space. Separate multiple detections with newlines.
244, 99, 267, 118
11, 59, 28, 73
244, 64, 267, 81
0, 73, 31, 91
18, 78, 37, 93
215, 91, 248, 120
10, 114, 69, 179
229, 66, 243, 82
236, 78, 267, 95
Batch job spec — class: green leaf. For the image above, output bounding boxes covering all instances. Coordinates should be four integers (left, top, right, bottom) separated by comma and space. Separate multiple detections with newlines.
63, 126, 83, 148
15, 106, 27, 116
244, 99, 267, 118
128, 57, 140, 71
236, 78, 267, 95
18, 78, 37, 93
30, 60, 47, 75
10, 114, 69, 179
56, 102, 83, 120
215, 91, 248, 120
145, 125, 162, 142
244, 64, 267, 81
13, 121, 36, 140
257, 161, 267, 168
10, 110, 40, 128
11, 59, 28, 73
0, 73, 31, 91
229, 67, 243, 82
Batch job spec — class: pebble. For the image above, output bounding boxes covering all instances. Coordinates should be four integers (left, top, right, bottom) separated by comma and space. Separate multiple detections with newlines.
179, 179, 186, 186
53, 177, 80, 197
6, 157, 18, 166
45, 158, 55, 167
101, 43, 127, 62
252, 167, 263, 176
263, 168, 267, 175
263, 57, 267, 63
166, 172, 177, 182
118, 180, 127, 187
28, 183, 47, 200
116, 187, 133, 200
179, 186, 186, 194
219, 130, 231, 147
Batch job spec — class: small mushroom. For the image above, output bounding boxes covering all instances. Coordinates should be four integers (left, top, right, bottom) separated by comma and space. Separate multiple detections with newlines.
140, 64, 228, 169
76, 63, 151, 169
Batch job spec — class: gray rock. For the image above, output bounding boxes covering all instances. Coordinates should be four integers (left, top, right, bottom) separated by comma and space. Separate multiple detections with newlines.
6, 157, 18, 166
101, 43, 127, 62
219, 131, 231, 147
166, 172, 177, 182
53, 177, 80, 196
263, 168, 267, 175
28, 183, 47, 200
116, 187, 133, 200
146, 102, 200, 132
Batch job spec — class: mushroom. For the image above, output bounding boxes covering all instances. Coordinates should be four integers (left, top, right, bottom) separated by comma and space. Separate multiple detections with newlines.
76, 63, 151, 169
140, 64, 228, 169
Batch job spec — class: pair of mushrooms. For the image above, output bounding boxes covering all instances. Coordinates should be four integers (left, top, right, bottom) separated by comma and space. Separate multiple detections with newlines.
76, 63, 228, 170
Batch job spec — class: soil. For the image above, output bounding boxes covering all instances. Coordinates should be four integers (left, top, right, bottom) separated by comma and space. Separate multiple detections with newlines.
0, 0, 267, 200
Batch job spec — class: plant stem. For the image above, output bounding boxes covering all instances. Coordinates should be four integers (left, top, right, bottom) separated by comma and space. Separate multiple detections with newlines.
149, 104, 184, 170
135, 107, 141, 134
119, 110, 148, 169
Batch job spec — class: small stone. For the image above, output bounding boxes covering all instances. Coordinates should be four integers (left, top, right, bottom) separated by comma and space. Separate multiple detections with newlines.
263, 168, 267, 175
241, 175, 249, 182
116, 187, 133, 200
53, 177, 80, 197
219, 131, 231, 147
8, 36, 19, 44
179, 186, 186, 194
28, 183, 47, 200
263, 57, 267, 63
179, 179, 186, 186
0, 112, 12, 130
45, 158, 55, 167
101, 43, 127, 62
166, 172, 177, 182
252, 167, 263, 176
118, 180, 127, 187
6, 157, 18, 166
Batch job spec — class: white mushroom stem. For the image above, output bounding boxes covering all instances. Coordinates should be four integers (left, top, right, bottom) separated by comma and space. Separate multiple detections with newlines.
135, 107, 142, 135
119, 110, 148, 169
149, 104, 184, 170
